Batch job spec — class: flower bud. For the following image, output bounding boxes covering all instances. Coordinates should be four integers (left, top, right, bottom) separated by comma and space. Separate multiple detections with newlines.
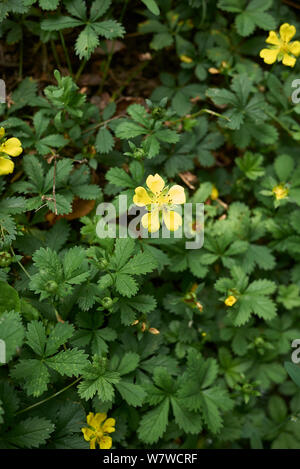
149, 327, 160, 335
0, 251, 12, 267
98, 258, 109, 270
45, 280, 58, 293
101, 297, 113, 309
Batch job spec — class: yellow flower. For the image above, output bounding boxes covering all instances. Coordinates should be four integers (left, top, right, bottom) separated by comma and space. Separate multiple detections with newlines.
260, 23, 300, 67
272, 184, 289, 200
0, 137, 23, 157
133, 173, 186, 233
0, 128, 23, 176
225, 295, 237, 307
82, 412, 115, 450
0, 157, 14, 176
211, 186, 219, 200
180, 55, 193, 64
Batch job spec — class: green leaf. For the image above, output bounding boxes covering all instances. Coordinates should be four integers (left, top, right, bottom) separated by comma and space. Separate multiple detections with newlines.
92, 20, 125, 39
45, 322, 75, 357
268, 395, 287, 423
11, 359, 50, 397
171, 397, 203, 434
0, 311, 25, 363
274, 154, 294, 182
236, 152, 264, 180
106, 167, 134, 188
116, 352, 140, 376
6, 417, 54, 448
65, 0, 87, 19
39, 0, 60, 10
277, 285, 300, 310
111, 238, 135, 270
75, 25, 99, 59
96, 127, 115, 154
120, 252, 157, 275
78, 357, 120, 401
0, 282, 20, 316
26, 320, 47, 356
138, 398, 170, 444
115, 272, 138, 297
46, 348, 89, 376
90, 0, 112, 21
116, 380, 146, 406
115, 121, 147, 139
141, 0, 160, 15
285, 362, 300, 388
41, 16, 83, 31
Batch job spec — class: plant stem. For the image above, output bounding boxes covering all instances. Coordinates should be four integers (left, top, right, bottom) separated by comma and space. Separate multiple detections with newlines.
59, 31, 73, 75
170, 108, 230, 125
75, 58, 87, 82
15, 377, 82, 416
10, 245, 32, 280
98, 0, 129, 95
82, 113, 126, 135
51, 40, 61, 69
19, 36, 23, 79
265, 110, 294, 137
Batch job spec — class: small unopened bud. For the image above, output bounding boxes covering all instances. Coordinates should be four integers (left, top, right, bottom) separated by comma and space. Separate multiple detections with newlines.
45, 280, 58, 293
98, 258, 108, 270
208, 67, 220, 74
141, 322, 146, 332
131, 320, 139, 326
0, 251, 12, 267
196, 301, 203, 312
149, 327, 160, 335
101, 297, 113, 308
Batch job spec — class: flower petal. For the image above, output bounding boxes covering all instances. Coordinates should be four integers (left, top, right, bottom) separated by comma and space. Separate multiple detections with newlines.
99, 435, 112, 449
260, 48, 279, 64
146, 173, 165, 194
266, 31, 281, 46
87, 412, 106, 428
0, 137, 22, 157
93, 412, 107, 427
167, 185, 186, 204
282, 53, 296, 67
141, 209, 160, 233
280, 23, 296, 43
289, 41, 300, 57
0, 157, 14, 175
90, 438, 97, 449
133, 187, 152, 206
82, 426, 95, 442
102, 418, 116, 433
163, 210, 182, 231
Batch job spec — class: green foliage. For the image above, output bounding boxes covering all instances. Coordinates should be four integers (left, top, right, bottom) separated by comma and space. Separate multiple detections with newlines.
41, 0, 125, 59
1, 0, 300, 452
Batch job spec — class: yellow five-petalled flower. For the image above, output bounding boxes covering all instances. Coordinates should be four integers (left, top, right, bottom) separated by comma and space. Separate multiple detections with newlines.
133, 173, 186, 233
260, 23, 300, 67
0, 127, 23, 176
82, 412, 116, 450
272, 184, 289, 201
225, 295, 237, 307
